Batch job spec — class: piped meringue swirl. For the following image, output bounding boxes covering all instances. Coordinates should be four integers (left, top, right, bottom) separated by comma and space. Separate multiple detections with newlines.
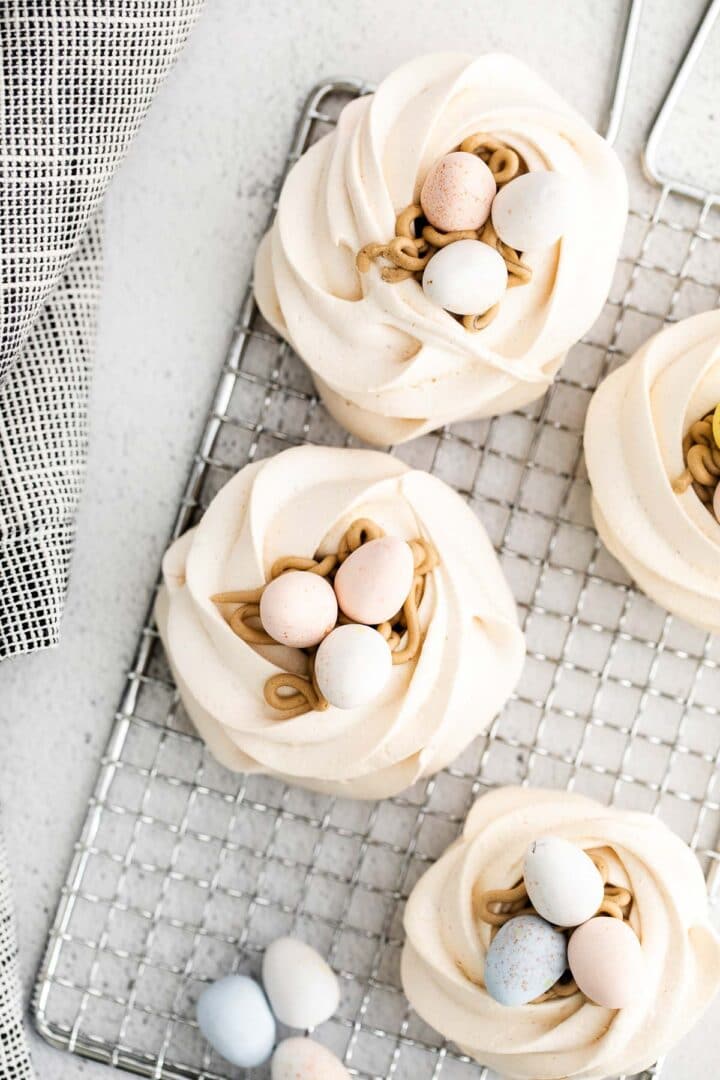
402, 786, 720, 1080
155, 446, 524, 798
254, 52, 627, 445
585, 309, 720, 632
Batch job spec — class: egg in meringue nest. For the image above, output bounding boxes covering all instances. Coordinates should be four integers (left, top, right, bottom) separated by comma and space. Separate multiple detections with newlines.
155, 446, 525, 798
585, 309, 720, 633
402, 786, 720, 1080
254, 52, 627, 445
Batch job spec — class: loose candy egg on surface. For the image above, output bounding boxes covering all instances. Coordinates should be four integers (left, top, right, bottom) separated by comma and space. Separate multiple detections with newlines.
491, 171, 575, 252
713, 483, 720, 524
484, 914, 567, 1007
315, 624, 393, 709
523, 837, 604, 928
262, 936, 340, 1029
271, 1037, 350, 1080
568, 917, 644, 1008
334, 535, 415, 624
196, 974, 275, 1068
259, 570, 338, 648
420, 151, 497, 232
422, 239, 508, 316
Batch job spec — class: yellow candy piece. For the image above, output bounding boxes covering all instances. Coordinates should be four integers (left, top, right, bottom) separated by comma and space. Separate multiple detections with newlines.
713, 403, 720, 449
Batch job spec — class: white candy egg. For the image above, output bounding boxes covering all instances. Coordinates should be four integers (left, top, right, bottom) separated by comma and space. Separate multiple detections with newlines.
272, 1038, 350, 1080
262, 937, 340, 1029
420, 151, 496, 232
422, 239, 508, 316
524, 837, 604, 927
196, 974, 275, 1068
568, 917, 644, 1008
484, 914, 567, 1007
314, 624, 392, 709
334, 535, 414, 624
260, 570, 338, 648
491, 171, 575, 252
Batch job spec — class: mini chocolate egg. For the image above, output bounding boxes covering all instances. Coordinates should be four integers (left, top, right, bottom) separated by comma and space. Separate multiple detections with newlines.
524, 837, 604, 928
260, 570, 338, 648
420, 151, 497, 232
422, 239, 507, 316
568, 917, 643, 1008
484, 914, 567, 1007
271, 1038, 350, 1080
713, 483, 720, 524
491, 171, 575, 252
197, 974, 275, 1068
262, 936, 340, 1029
334, 535, 414, 625
314, 624, 392, 709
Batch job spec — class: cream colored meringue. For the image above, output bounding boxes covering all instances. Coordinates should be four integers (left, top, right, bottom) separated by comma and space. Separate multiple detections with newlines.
155, 446, 524, 798
585, 309, 720, 632
254, 52, 627, 445
402, 786, 720, 1080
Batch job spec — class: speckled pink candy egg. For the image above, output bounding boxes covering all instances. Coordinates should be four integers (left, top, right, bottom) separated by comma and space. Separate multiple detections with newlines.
259, 571, 338, 648
568, 917, 644, 1008
271, 1038, 350, 1080
334, 535, 415, 625
713, 483, 720, 523
420, 151, 496, 233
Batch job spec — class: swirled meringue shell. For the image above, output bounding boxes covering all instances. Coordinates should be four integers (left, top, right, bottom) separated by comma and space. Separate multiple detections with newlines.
402, 786, 720, 1079
585, 309, 720, 632
155, 446, 525, 798
254, 52, 627, 445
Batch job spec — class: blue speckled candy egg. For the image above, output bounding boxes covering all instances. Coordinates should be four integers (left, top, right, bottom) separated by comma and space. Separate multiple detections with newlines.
197, 974, 276, 1067
484, 914, 567, 1006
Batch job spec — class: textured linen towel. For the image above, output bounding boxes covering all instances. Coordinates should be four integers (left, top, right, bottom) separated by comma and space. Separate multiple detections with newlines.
0, 3, 205, 1074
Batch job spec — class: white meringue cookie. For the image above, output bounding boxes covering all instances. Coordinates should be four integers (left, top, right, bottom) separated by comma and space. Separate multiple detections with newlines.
402, 786, 720, 1080
155, 446, 524, 798
585, 309, 720, 632
254, 52, 627, 445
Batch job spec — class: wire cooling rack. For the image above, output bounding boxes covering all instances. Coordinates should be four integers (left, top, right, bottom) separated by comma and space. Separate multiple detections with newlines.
33, 5, 720, 1079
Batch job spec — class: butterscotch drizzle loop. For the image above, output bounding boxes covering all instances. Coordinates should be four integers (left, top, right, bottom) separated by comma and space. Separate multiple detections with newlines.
337, 517, 385, 561
229, 603, 275, 645
459, 133, 522, 186
388, 235, 433, 273
263, 670, 329, 720
270, 553, 338, 579
462, 305, 500, 333
673, 407, 720, 508
356, 132, 532, 333
212, 519, 439, 720
474, 881, 533, 926
422, 224, 478, 248
480, 219, 532, 285
212, 586, 264, 605
409, 537, 439, 576
473, 847, 635, 1005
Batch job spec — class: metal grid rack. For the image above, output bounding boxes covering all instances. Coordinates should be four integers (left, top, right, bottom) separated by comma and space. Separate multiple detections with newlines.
33, 5, 720, 1079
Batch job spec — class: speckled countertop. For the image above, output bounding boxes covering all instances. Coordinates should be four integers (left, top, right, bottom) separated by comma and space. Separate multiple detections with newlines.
1, 1, 719, 1077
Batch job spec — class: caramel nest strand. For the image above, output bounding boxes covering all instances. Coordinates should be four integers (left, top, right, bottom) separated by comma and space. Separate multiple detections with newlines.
673, 406, 720, 511
212, 518, 439, 720
473, 849, 635, 1005
356, 133, 532, 332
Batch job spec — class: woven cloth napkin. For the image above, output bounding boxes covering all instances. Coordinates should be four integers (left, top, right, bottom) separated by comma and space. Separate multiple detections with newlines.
0, 3, 206, 1075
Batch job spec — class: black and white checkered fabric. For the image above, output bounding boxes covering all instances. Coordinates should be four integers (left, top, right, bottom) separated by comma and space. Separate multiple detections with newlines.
0, 3, 205, 1074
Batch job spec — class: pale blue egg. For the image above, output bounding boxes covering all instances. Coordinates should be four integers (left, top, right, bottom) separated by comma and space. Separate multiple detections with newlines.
197, 974, 276, 1067
484, 914, 567, 1007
